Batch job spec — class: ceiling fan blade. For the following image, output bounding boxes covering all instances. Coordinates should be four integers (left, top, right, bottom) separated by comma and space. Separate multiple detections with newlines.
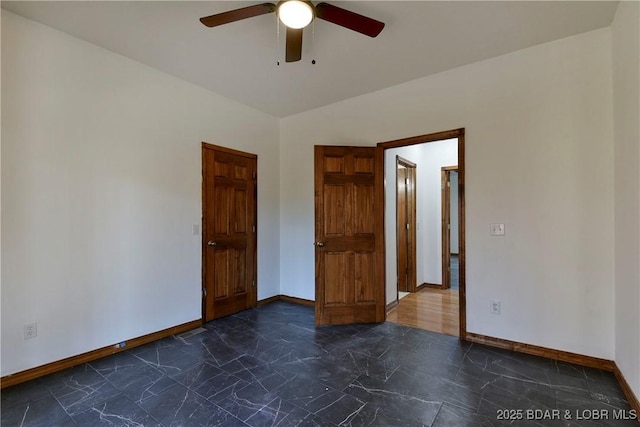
285, 27, 303, 62
315, 2, 384, 37
200, 3, 276, 28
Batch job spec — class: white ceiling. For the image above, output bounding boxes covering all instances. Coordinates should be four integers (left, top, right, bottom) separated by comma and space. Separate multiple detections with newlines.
2, 1, 619, 117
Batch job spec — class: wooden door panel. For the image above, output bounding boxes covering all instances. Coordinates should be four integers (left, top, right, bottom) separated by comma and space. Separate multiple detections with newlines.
233, 189, 247, 234
354, 156, 374, 174
234, 164, 247, 180
354, 184, 374, 234
325, 156, 344, 173
324, 185, 346, 235
214, 187, 229, 234
315, 145, 384, 326
203, 144, 257, 322
324, 252, 347, 304
355, 252, 376, 303
232, 249, 247, 295
214, 250, 230, 298
214, 160, 228, 178
212, 249, 247, 293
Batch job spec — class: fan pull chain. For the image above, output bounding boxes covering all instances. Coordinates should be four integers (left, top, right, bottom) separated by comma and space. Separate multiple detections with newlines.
276, 15, 281, 66
311, 20, 316, 65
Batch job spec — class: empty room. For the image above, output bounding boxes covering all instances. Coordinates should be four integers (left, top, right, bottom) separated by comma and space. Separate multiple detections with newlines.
2, 1, 639, 426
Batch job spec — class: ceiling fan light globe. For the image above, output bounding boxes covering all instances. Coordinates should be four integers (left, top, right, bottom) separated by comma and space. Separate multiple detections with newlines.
278, 0, 313, 29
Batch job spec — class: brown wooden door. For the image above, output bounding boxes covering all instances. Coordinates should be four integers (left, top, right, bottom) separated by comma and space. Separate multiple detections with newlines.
314, 146, 385, 326
396, 156, 416, 294
441, 167, 456, 289
397, 166, 409, 292
202, 143, 257, 322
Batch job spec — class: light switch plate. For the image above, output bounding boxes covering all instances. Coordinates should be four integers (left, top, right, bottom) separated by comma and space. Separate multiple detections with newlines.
490, 300, 501, 315
490, 223, 505, 236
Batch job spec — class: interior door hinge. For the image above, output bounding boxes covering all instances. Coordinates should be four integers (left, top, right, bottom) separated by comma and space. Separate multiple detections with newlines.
406, 223, 410, 230
252, 280, 256, 288
202, 288, 207, 297
405, 178, 409, 186
252, 171, 257, 180
252, 225, 256, 233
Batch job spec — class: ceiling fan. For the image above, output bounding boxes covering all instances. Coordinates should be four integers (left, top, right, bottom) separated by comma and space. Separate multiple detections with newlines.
199, 1, 385, 63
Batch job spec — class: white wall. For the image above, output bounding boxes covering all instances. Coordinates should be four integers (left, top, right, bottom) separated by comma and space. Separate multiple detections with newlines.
3, 7, 632, 383
612, 1, 640, 399
383, 140, 457, 304
1, 12, 280, 376
416, 140, 457, 287
280, 28, 614, 359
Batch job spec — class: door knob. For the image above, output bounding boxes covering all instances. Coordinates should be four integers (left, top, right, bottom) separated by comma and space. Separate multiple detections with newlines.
314, 242, 325, 247
207, 241, 216, 246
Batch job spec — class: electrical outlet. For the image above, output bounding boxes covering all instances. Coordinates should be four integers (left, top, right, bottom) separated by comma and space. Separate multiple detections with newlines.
490, 300, 501, 315
24, 322, 37, 339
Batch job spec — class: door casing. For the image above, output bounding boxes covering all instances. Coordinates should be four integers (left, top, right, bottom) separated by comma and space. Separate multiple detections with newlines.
378, 128, 466, 338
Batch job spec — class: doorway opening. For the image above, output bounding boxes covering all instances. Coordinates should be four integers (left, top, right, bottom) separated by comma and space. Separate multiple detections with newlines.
380, 129, 466, 339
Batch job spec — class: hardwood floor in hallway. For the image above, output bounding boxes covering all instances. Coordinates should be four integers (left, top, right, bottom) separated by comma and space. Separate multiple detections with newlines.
387, 255, 460, 336
387, 287, 460, 337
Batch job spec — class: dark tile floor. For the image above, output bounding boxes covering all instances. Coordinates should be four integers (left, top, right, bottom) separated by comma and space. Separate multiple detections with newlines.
1, 302, 637, 426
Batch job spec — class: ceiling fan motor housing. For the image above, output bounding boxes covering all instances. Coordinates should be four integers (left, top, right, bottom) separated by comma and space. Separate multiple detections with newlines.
277, 1, 316, 29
